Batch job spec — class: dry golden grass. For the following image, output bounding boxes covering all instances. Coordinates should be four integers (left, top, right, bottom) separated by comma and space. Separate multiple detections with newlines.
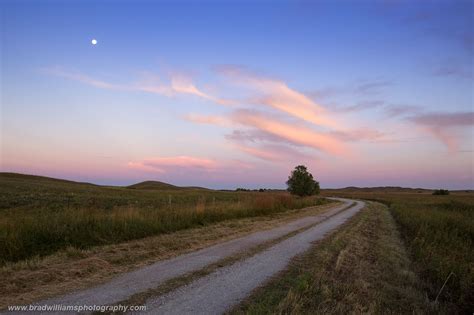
0, 202, 338, 309
231, 202, 432, 314
322, 190, 474, 312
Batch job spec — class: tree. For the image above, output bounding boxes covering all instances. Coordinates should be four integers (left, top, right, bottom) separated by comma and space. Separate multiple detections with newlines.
286, 165, 320, 196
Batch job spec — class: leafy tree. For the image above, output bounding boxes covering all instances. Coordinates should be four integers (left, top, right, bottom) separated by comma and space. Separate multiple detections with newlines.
433, 189, 450, 195
286, 165, 320, 196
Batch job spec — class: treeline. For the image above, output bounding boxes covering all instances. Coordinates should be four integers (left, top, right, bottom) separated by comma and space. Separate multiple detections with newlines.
236, 188, 276, 192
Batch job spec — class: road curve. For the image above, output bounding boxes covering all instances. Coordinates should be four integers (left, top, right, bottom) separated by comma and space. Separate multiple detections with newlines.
139, 198, 365, 315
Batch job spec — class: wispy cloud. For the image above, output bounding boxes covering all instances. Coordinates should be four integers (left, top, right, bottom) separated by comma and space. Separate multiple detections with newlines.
128, 156, 218, 173
231, 109, 346, 155
391, 2, 473, 56
384, 104, 422, 118
408, 111, 474, 151
43, 67, 232, 104
225, 129, 286, 144
232, 142, 311, 162
187, 110, 347, 156
410, 112, 474, 127
225, 129, 313, 162
432, 65, 473, 80
42, 67, 125, 90
307, 78, 393, 101
329, 128, 386, 142
354, 79, 392, 95
215, 65, 337, 128
185, 114, 231, 127
334, 100, 385, 113
128, 155, 254, 176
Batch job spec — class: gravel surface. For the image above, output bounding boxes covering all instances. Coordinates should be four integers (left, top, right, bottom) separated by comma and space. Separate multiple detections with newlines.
3, 198, 354, 314
140, 199, 365, 315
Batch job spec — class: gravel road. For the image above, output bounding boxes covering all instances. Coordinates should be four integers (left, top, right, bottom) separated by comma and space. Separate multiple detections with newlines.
140, 199, 365, 315
3, 198, 361, 315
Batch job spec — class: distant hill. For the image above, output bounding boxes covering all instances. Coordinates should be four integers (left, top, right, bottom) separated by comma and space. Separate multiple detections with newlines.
127, 180, 209, 191
127, 180, 180, 190
0, 173, 210, 191
323, 186, 430, 193
0, 172, 97, 187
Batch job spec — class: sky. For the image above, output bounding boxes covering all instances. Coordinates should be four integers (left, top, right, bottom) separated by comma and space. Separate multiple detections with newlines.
1, 0, 473, 189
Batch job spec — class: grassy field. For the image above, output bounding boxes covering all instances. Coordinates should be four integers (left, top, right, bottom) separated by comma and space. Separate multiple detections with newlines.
232, 202, 430, 314
322, 188, 474, 313
0, 173, 329, 264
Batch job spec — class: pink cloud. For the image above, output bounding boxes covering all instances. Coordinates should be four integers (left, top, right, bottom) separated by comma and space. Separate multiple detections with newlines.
42, 67, 125, 90
334, 100, 385, 113
185, 110, 349, 156
233, 142, 313, 162
329, 128, 386, 142
231, 110, 347, 155
128, 156, 255, 177
44, 67, 231, 105
168, 75, 233, 105
383, 104, 422, 117
184, 114, 231, 127
408, 111, 474, 151
215, 65, 337, 128
128, 156, 218, 173
307, 79, 392, 101
225, 130, 287, 144
233, 144, 282, 161
409, 112, 474, 127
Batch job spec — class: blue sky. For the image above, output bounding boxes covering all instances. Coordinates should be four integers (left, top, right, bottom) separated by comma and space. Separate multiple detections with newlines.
1, 0, 473, 188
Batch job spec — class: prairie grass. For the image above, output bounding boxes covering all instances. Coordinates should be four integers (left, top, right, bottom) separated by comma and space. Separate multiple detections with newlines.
0, 173, 328, 264
322, 189, 474, 313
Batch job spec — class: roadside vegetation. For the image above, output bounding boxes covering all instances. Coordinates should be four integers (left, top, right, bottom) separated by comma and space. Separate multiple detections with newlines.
322, 188, 474, 313
0, 173, 329, 264
232, 202, 430, 314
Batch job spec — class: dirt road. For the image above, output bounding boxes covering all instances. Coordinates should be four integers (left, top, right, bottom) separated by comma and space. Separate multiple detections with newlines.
5, 198, 363, 314
141, 199, 364, 314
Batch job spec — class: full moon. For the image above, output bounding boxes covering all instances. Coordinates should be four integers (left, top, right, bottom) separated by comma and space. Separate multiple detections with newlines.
91, 39, 97, 45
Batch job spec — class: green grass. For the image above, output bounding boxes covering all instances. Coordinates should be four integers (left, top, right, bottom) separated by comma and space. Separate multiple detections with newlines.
0, 173, 329, 264
322, 189, 474, 313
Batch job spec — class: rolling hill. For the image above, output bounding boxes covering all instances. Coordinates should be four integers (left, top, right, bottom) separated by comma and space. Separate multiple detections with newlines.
127, 180, 209, 191
0, 173, 209, 191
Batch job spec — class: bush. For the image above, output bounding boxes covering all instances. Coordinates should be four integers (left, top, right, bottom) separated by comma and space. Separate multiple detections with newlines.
433, 189, 450, 195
